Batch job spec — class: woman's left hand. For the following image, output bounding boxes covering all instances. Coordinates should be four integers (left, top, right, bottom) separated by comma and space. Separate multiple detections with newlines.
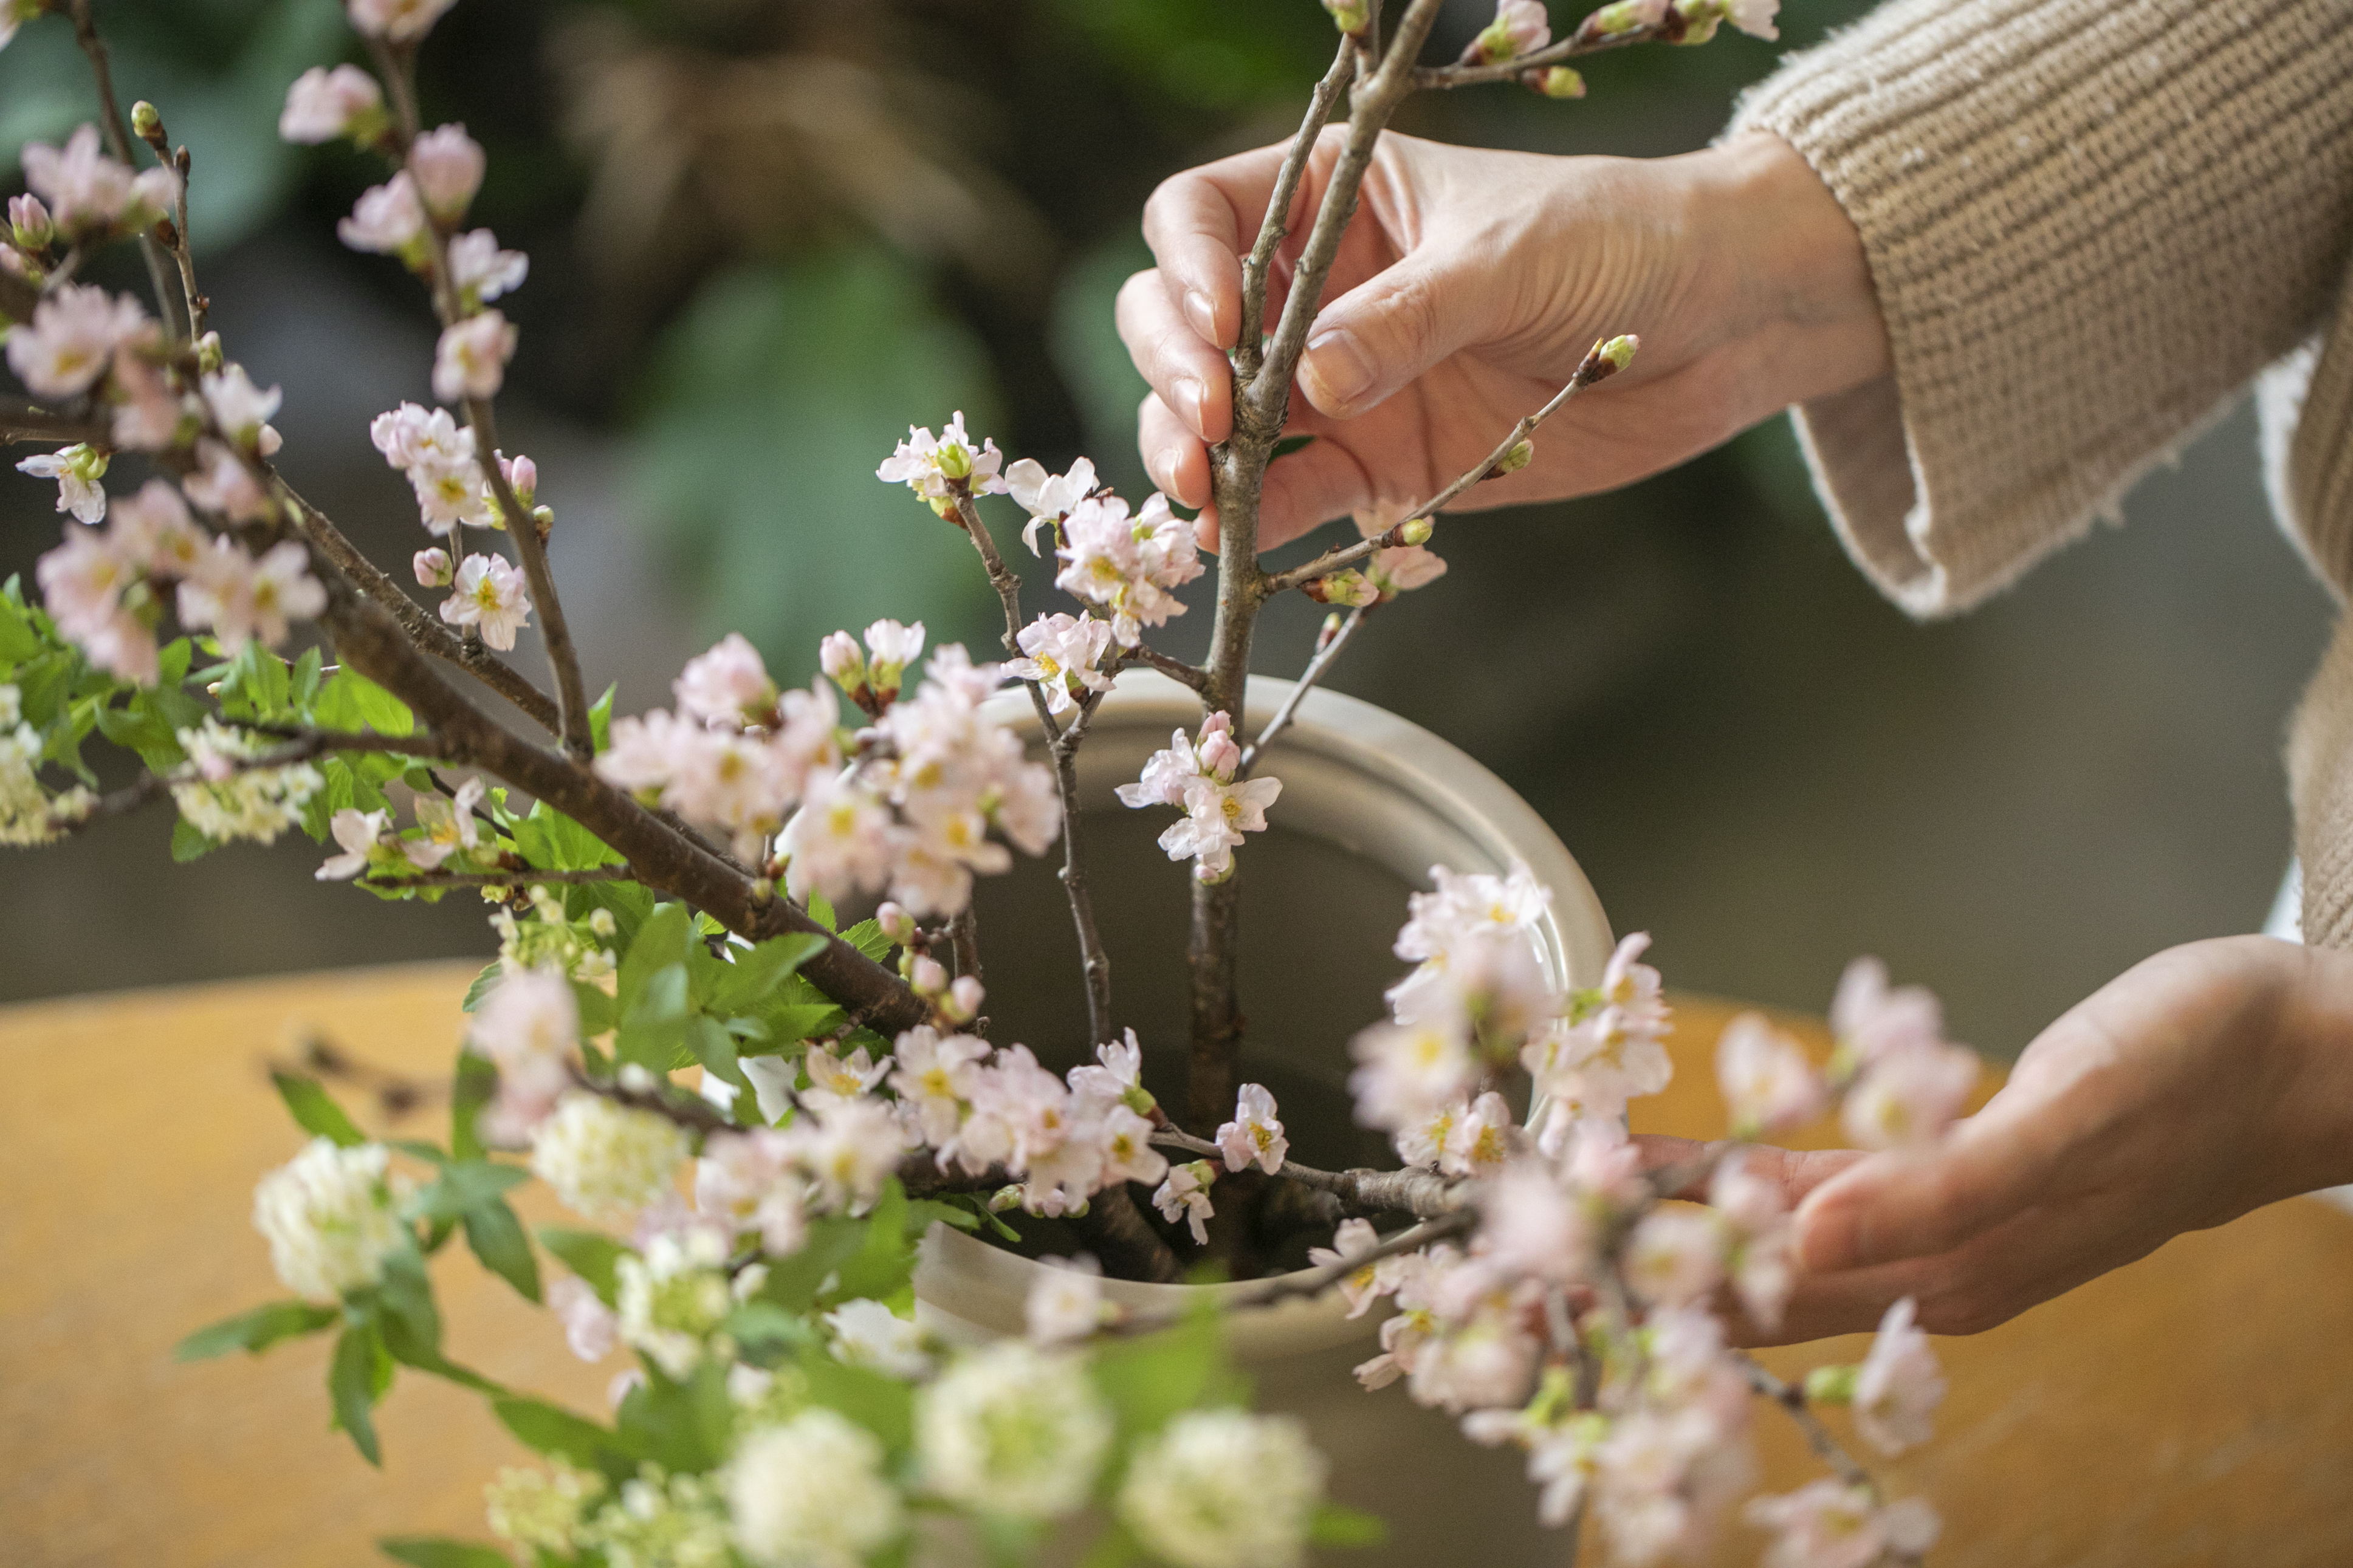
1654, 935, 2353, 1343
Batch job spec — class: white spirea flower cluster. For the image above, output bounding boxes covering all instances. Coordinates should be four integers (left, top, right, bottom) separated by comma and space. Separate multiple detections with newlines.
484, 1465, 606, 1556
614, 1227, 737, 1377
529, 1093, 694, 1221
0, 690, 87, 847
916, 1342, 1113, 1519
1116, 1409, 1328, 1568
1118, 711, 1280, 882
251, 1137, 405, 1303
577, 1468, 733, 1567
169, 718, 325, 845
729, 1408, 905, 1568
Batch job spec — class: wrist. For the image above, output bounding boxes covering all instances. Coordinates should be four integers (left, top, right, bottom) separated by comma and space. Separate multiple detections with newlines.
1686, 131, 1891, 413
2276, 942, 2353, 1191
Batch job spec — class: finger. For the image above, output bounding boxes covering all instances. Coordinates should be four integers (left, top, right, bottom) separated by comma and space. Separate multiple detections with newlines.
1299, 247, 1496, 420
1117, 269, 1234, 447
1137, 393, 1213, 510
1796, 1069, 2080, 1275
1253, 434, 1375, 551
1141, 145, 1294, 352
1630, 1137, 1870, 1209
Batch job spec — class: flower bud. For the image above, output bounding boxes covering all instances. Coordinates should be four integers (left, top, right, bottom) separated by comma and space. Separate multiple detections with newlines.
1585, 0, 1669, 37
862, 618, 924, 698
194, 330, 225, 375
1493, 439, 1535, 476
988, 1185, 1024, 1213
131, 100, 165, 150
1322, 0, 1371, 33
501, 453, 538, 506
911, 955, 948, 996
1803, 1364, 1861, 1405
946, 975, 984, 1023
1669, 0, 1721, 41
8, 194, 52, 252
1304, 569, 1379, 608
819, 630, 868, 697
587, 907, 617, 939
1399, 515, 1434, 546
1600, 333, 1640, 371
876, 902, 916, 947
1532, 66, 1587, 98
413, 546, 453, 587
1314, 611, 1345, 653
1197, 722, 1243, 784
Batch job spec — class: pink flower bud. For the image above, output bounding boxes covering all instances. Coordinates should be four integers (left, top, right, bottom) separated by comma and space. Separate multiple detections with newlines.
431, 310, 517, 403
1196, 719, 1243, 782
346, 0, 458, 43
413, 546, 453, 587
910, 956, 947, 995
408, 123, 484, 222
876, 902, 915, 945
8, 194, 52, 251
278, 64, 385, 146
947, 975, 984, 1022
501, 453, 537, 506
820, 630, 868, 694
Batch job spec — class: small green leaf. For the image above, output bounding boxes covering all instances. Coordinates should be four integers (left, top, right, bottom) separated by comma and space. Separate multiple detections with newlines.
589, 682, 616, 755
377, 1243, 443, 1363
459, 962, 504, 1013
451, 1050, 496, 1164
688, 1015, 747, 1092
615, 1358, 735, 1473
841, 918, 892, 964
493, 1395, 639, 1470
798, 1352, 913, 1452
272, 1071, 366, 1147
617, 903, 692, 1013
755, 1219, 866, 1314
171, 818, 218, 862
1308, 1503, 1390, 1549
379, 1538, 513, 1568
328, 1322, 389, 1467
571, 981, 617, 1039
314, 669, 414, 736
411, 1159, 529, 1222
538, 1227, 630, 1306
174, 1299, 339, 1361
1272, 433, 1318, 460
904, 1197, 982, 1234
806, 891, 837, 932
722, 1301, 811, 1351
1088, 1307, 1230, 1441
464, 1198, 542, 1304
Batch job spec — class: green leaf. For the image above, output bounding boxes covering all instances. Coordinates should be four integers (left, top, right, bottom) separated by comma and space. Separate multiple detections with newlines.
174, 1299, 339, 1361
705, 933, 827, 1013
493, 1395, 642, 1472
328, 1322, 390, 1467
841, 918, 892, 964
589, 682, 616, 755
904, 1197, 983, 1234
377, 1242, 443, 1364
1308, 1504, 1390, 1549
411, 1159, 529, 1223
615, 962, 692, 1071
571, 981, 617, 1040
512, 801, 624, 872
538, 1228, 630, 1307
824, 1181, 918, 1306
615, 1358, 735, 1474
722, 1301, 812, 1352
290, 645, 325, 713
379, 1539, 513, 1568
617, 903, 692, 1013
459, 962, 504, 1013
755, 1219, 866, 1315
687, 1015, 746, 1092
171, 818, 218, 862
314, 669, 414, 736
451, 1050, 496, 1164
272, 1071, 366, 1147
0, 584, 40, 667
464, 1199, 542, 1304
806, 891, 837, 932
1088, 1307, 1229, 1442
798, 1352, 913, 1453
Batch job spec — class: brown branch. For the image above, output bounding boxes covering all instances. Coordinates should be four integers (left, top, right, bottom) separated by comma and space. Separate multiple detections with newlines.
1071, 1184, 1184, 1285
1126, 643, 1208, 694
1234, 37, 1358, 388
1110, 1210, 1474, 1337
465, 397, 593, 760
1410, 14, 1683, 90
1238, 604, 1367, 776
1049, 687, 1112, 1046
0, 265, 37, 324
3, 402, 108, 447
359, 865, 639, 892
948, 905, 982, 985
66, 0, 184, 341
1262, 343, 1625, 597
1735, 1353, 1882, 1498
1150, 1124, 1463, 1220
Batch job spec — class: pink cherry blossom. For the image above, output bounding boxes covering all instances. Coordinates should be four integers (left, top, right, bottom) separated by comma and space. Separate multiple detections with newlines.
199, 364, 283, 454
408, 123, 484, 221
674, 632, 778, 729
1715, 1012, 1826, 1139
548, 1275, 619, 1362
1004, 454, 1097, 553
1841, 1037, 1979, 1150
108, 479, 206, 579
1306, 1217, 1393, 1319
695, 1129, 810, 1255
337, 172, 425, 255
315, 807, 390, 881
433, 310, 517, 403
279, 64, 385, 145
1349, 1019, 1479, 1133
346, 0, 458, 43
860, 618, 926, 695
1624, 1207, 1725, 1308
1723, 0, 1779, 40
1007, 611, 1113, 715
1152, 1159, 1217, 1245
1829, 955, 1944, 1070
1053, 490, 1202, 645
874, 412, 1006, 510
1479, 1157, 1598, 1286
1215, 1082, 1288, 1174
180, 438, 274, 523
177, 537, 325, 652
1709, 1151, 1795, 1329
439, 552, 531, 649
781, 770, 897, 905
1746, 1481, 1938, 1568
412, 546, 453, 587
445, 228, 529, 303
4, 282, 146, 398
1853, 1296, 1945, 1454
887, 1025, 989, 1148
21, 125, 177, 238
35, 520, 133, 635
107, 333, 187, 451
786, 1094, 908, 1214
16, 445, 107, 523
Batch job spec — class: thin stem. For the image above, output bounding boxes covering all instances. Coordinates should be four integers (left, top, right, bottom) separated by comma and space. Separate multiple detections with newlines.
949, 906, 983, 985
1237, 605, 1367, 776
360, 865, 640, 891
1262, 347, 1622, 597
1151, 1125, 1463, 1219
1050, 688, 1113, 1046
1127, 643, 1209, 693
465, 397, 593, 759
1234, 38, 1358, 387
67, 0, 183, 341
2, 403, 109, 446
1735, 1354, 1881, 1498
1412, 15, 1684, 90
1110, 1210, 1474, 1337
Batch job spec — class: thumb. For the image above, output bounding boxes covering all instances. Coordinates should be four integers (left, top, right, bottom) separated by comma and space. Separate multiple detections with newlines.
1297, 248, 1493, 420
1795, 1095, 2068, 1273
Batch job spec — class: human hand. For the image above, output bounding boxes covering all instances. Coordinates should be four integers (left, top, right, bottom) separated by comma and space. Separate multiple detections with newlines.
1119, 127, 1889, 552
1678, 937, 2353, 1343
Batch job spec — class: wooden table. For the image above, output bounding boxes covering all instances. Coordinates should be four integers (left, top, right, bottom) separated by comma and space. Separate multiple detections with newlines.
4, 965, 2351, 1565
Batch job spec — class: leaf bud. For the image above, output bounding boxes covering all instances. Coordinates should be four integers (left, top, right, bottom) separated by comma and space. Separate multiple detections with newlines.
1584, 0, 1670, 38
131, 100, 167, 151
1803, 1364, 1861, 1405
1322, 0, 1372, 34
1399, 515, 1434, 546
1492, 439, 1535, 476
1304, 569, 1378, 608
194, 330, 225, 375
1670, 0, 1721, 43
1531, 66, 1587, 98
1314, 611, 1345, 653
988, 1185, 1024, 1213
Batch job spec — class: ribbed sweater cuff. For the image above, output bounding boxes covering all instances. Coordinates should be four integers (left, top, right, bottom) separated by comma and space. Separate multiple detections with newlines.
1728, 0, 2353, 618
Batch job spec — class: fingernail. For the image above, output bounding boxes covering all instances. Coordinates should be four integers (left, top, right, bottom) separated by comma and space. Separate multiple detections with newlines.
1304, 327, 1372, 409
1184, 289, 1219, 345
1171, 377, 1207, 438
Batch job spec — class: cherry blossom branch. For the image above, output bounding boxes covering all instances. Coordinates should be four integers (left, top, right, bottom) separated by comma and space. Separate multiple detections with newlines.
1262, 341, 1627, 597
949, 905, 983, 984
1411, 13, 1686, 90
1048, 687, 1113, 1045
1110, 1209, 1475, 1337
0, 265, 37, 324
1734, 1353, 1880, 1498
66, 0, 182, 341
464, 396, 593, 760
272, 479, 565, 736
1126, 642, 1208, 694
1151, 1124, 1464, 1219
1073, 1185, 1185, 1284
1237, 604, 1367, 777
131, 103, 207, 340
358, 865, 640, 892
1234, 36, 1359, 387
2, 402, 109, 445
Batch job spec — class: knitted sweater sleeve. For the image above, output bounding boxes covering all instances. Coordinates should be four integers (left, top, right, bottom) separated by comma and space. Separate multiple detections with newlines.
1726, 0, 2353, 618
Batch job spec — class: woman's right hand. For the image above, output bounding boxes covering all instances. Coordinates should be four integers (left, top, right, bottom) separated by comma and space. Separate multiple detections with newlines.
1119, 126, 1890, 552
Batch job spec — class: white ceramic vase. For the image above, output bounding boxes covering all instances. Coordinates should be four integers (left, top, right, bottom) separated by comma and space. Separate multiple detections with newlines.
913, 669, 1614, 1565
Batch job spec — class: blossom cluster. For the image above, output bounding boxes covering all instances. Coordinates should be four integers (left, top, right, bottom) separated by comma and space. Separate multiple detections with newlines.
170, 718, 325, 846
0, 682, 96, 846
1117, 711, 1281, 882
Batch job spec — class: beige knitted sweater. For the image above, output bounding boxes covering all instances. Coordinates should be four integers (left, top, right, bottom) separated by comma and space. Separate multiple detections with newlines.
1728, 0, 2353, 945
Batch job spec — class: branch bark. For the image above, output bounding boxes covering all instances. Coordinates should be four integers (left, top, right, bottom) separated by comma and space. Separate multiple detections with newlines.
1151, 1125, 1463, 1220
66, 0, 184, 341
465, 397, 593, 759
